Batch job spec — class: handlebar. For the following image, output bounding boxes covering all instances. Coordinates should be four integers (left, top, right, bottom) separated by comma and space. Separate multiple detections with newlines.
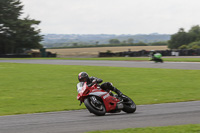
87, 79, 97, 87
87, 82, 96, 87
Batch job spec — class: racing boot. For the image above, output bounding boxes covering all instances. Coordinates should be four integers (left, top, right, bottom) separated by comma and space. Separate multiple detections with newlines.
113, 87, 123, 97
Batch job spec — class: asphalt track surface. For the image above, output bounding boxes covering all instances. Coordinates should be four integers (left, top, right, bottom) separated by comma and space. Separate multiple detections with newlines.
0, 101, 200, 133
1, 59, 200, 70
0, 59, 200, 133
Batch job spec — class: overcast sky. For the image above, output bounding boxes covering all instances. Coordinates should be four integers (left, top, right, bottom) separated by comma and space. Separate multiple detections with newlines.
20, 0, 200, 35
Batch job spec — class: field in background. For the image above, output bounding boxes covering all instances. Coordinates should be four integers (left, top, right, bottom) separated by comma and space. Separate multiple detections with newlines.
0, 63, 200, 116
46, 46, 168, 57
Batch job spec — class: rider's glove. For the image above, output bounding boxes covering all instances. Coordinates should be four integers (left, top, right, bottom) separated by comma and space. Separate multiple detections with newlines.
88, 79, 97, 87
92, 79, 97, 84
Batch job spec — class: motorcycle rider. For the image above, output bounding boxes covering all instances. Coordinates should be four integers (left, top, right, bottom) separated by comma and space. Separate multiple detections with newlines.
149, 50, 163, 63
77, 72, 123, 97
149, 50, 156, 60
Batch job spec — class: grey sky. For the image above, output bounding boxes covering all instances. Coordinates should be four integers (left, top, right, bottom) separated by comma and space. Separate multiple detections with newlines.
21, 0, 200, 34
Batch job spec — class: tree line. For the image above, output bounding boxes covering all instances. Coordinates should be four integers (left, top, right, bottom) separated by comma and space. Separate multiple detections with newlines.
61, 26, 200, 49
0, 0, 43, 55
109, 26, 200, 50
168, 25, 200, 49
107, 38, 167, 46
0, 0, 199, 54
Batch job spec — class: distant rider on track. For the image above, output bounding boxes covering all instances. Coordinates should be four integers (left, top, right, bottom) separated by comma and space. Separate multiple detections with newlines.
149, 50, 163, 63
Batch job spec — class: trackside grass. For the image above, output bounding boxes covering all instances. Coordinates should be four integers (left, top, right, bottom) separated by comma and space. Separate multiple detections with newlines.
86, 124, 200, 133
0, 57, 200, 62
0, 63, 200, 115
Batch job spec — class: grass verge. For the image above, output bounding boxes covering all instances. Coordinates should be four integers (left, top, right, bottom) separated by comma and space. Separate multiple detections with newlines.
0, 63, 200, 115
0, 57, 200, 62
86, 124, 200, 133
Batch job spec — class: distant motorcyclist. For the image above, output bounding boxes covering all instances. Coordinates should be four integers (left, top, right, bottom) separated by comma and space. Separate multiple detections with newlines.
77, 72, 123, 97
149, 50, 163, 63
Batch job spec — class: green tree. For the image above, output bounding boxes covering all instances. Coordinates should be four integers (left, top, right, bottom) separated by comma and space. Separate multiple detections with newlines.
109, 39, 120, 44
187, 41, 200, 49
95, 41, 99, 45
188, 25, 200, 41
168, 28, 191, 49
72, 43, 78, 47
127, 38, 134, 44
150, 41, 168, 46
0, 0, 43, 54
168, 25, 200, 49
178, 45, 187, 49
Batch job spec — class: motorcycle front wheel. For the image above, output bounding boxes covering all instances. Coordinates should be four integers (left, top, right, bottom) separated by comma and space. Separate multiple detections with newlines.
122, 95, 136, 113
84, 96, 106, 116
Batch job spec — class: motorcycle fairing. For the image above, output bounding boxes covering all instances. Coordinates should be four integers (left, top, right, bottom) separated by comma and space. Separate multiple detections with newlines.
101, 94, 120, 112
77, 82, 106, 101
89, 92, 120, 112
77, 82, 120, 112
89, 92, 107, 97
77, 82, 88, 101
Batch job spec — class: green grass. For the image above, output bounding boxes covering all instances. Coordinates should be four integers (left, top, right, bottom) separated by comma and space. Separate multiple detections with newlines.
0, 57, 148, 61
86, 124, 200, 133
163, 57, 200, 62
0, 57, 200, 62
0, 63, 200, 116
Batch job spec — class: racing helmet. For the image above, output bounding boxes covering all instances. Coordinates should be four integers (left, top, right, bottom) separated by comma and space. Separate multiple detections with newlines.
78, 72, 89, 82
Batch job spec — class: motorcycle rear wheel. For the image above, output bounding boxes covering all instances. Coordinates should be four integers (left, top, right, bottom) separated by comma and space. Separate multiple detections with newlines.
122, 95, 136, 113
84, 96, 106, 116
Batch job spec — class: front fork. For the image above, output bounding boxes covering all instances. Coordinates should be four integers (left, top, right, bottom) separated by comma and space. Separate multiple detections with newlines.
90, 96, 101, 106
79, 96, 101, 106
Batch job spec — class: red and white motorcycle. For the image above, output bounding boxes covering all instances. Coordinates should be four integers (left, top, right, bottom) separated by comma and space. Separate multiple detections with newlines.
77, 81, 136, 116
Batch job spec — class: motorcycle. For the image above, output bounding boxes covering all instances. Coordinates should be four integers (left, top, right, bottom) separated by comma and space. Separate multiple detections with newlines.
77, 81, 136, 116
150, 53, 163, 63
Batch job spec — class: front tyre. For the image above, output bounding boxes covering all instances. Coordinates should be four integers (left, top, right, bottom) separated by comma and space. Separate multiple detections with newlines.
122, 95, 136, 113
84, 96, 106, 116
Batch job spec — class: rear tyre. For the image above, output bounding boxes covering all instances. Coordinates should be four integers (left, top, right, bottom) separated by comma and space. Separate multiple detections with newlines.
84, 96, 106, 116
122, 95, 136, 113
